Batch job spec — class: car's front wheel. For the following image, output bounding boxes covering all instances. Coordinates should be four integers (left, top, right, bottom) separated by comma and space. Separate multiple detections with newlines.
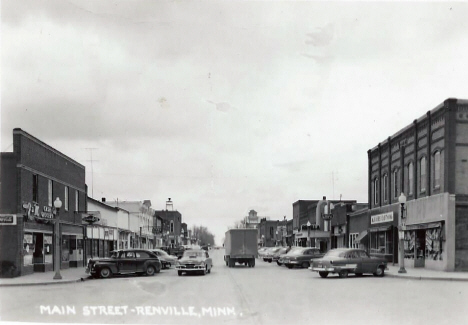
286, 264, 293, 269
319, 271, 329, 278
146, 265, 156, 276
99, 267, 112, 279
276, 261, 282, 266
339, 270, 349, 278
373, 266, 385, 277
301, 261, 310, 268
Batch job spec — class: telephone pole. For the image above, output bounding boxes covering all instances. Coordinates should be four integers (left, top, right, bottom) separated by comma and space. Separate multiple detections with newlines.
84, 148, 99, 198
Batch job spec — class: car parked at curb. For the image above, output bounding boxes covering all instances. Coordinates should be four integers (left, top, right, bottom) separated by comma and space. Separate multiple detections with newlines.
271, 247, 290, 264
282, 247, 324, 269
263, 247, 282, 262
310, 248, 388, 278
86, 249, 162, 279
150, 249, 178, 269
176, 249, 213, 276
277, 246, 301, 266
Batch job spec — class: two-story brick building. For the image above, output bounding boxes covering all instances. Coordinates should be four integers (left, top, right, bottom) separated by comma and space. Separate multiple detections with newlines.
0, 129, 87, 277
368, 98, 468, 271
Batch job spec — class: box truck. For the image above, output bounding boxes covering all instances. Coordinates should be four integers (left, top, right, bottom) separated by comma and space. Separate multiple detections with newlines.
224, 229, 258, 267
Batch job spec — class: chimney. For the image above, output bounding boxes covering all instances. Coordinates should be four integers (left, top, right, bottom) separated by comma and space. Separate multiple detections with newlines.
102, 197, 106, 202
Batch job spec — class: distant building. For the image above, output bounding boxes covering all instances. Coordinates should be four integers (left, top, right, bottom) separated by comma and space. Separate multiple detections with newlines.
153, 198, 183, 248
244, 210, 260, 229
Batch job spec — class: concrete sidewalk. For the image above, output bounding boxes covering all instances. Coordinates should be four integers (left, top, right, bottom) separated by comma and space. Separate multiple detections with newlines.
385, 265, 468, 281
0, 267, 91, 287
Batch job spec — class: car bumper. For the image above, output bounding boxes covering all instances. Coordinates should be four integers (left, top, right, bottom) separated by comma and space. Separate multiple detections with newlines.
311, 267, 335, 272
176, 266, 205, 271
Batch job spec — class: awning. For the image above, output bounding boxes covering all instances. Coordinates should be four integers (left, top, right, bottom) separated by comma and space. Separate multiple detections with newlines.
355, 230, 368, 243
405, 222, 443, 231
369, 225, 392, 232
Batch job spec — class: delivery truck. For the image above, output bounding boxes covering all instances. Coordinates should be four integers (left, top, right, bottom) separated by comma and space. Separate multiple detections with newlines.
224, 228, 258, 267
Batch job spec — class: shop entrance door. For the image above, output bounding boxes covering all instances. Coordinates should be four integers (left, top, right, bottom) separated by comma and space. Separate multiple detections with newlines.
415, 230, 425, 268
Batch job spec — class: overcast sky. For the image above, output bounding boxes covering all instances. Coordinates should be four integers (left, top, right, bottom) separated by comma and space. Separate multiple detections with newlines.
2, 0, 468, 245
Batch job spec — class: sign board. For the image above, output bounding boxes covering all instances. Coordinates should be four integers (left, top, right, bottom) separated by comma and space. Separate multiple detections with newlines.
0, 214, 17, 225
371, 212, 394, 225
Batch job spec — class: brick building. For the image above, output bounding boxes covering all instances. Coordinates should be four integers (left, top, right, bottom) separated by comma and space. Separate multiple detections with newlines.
368, 98, 468, 271
0, 129, 87, 277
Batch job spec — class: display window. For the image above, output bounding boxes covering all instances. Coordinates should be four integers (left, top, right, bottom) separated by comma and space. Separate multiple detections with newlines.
370, 230, 393, 255
44, 235, 53, 263
62, 236, 70, 262
23, 233, 34, 266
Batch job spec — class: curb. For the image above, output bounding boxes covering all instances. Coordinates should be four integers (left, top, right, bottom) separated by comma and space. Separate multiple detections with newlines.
0, 276, 91, 287
386, 274, 468, 282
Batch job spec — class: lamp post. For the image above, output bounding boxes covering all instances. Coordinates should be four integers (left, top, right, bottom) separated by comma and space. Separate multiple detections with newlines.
53, 197, 62, 280
307, 221, 311, 247
398, 192, 407, 274
275, 230, 279, 246
261, 234, 265, 247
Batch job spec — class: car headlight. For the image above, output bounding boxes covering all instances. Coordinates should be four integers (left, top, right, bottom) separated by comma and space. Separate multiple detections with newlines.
200, 262, 205, 267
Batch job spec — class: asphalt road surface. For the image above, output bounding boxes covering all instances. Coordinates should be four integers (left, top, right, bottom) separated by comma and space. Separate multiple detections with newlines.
1, 249, 467, 325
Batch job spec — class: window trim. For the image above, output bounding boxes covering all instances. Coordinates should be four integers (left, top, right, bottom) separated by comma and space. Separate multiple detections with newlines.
48, 179, 53, 207
420, 156, 427, 193
433, 150, 441, 189
408, 162, 414, 195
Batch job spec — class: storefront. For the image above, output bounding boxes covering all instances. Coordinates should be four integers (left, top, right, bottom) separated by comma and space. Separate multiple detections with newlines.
368, 211, 398, 263
294, 228, 330, 252
403, 222, 445, 268
85, 226, 117, 261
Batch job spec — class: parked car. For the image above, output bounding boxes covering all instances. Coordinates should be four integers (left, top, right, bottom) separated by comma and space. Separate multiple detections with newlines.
270, 247, 289, 264
176, 249, 213, 276
276, 246, 301, 266
86, 249, 162, 279
150, 249, 178, 269
310, 248, 388, 278
282, 247, 324, 269
263, 247, 282, 262
258, 247, 268, 258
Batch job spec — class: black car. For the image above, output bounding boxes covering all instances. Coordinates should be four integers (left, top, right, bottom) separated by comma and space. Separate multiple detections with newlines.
86, 249, 162, 279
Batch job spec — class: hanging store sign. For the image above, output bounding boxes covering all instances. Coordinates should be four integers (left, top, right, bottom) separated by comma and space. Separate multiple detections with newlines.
371, 212, 394, 225
81, 212, 101, 224
0, 214, 17, 225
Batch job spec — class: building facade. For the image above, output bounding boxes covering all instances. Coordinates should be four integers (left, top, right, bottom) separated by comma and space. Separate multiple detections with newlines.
0, 129, 87, 277
368, 98, 468, 271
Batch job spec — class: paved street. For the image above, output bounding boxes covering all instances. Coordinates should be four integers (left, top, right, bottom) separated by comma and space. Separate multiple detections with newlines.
1, 249, 467, 325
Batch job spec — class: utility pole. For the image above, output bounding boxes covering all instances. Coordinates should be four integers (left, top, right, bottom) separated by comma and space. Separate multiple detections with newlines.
84, 148, 98, 198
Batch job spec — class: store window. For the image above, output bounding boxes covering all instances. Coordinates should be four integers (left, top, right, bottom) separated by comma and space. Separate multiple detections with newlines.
433, 151, 441, 188
170, 221, 174, 233
370, 230, 393, 255
393, 169, 399, 199
64, 186, 69, 211
420, 157, 426, 193
23, 233, 34, 266
382, 174, 388, 202
48, 180, 53, 206
349, 233, 358, 248
62, 236, 70, 263
44, 235, 53, 263
373, 178, 379, 205
408, 162, 414, 195
75, 190, 79, 212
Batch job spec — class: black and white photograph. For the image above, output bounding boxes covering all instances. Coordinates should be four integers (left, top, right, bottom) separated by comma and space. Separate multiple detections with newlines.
1, 1, 468, 324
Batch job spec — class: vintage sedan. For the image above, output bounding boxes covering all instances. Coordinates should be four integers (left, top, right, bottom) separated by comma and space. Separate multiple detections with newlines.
176, 249, 213, 276
282, 247, 324, 269
150, 249, 178, 269
271, 247, 290, 264
277, 246, 301, 266
263, 247, 282, 262
310, 248, 388, 278
86, 249, 162, 279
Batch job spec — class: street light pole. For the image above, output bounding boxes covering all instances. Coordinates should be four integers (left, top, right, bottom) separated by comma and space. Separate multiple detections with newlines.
307, 221, 311, 247
53, 197, 63, 280
398, 192, 407, 274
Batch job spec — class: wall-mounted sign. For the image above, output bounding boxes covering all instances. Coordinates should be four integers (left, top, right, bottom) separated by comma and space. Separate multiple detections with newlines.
82, 215, 100, 224
22, 202, 39, 221
0, 214, 17, 225
371, 212, 394, 225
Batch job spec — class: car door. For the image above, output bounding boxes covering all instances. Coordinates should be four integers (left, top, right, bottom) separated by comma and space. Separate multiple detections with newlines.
119, 251, 136, 273
346, 251, 360, 272
135, 251, 152, 272
359, 250, 375, 273
301, 249, 312, 263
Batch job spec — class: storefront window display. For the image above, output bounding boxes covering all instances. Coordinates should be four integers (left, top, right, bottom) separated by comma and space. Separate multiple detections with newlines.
404, 227, 443, 261
62, 236, 70, 262
23, 233, 34, 266
44, 235, 53, 263
369, 230, 393, 255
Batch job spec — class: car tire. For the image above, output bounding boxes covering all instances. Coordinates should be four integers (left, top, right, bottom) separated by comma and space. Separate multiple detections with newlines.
286, 264, 293, 269
301, 262, 310, 268
155, 265, 161, 274
146, 265, 156, 276
178, 271, 182, 276
373, 266, 385, 277
268, 260, 272, 263
339, 270, 349, 278
319, 271, 329, 278
276, 261, 282, 266
251, 259, 255, 267
99, 267, 112, 279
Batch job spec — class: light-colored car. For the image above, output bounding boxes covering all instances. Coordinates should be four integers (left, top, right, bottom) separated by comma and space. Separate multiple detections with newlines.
176, 249, 213, 276
150, 249, 178, 269
277, 247, 302, 266
263, 247, 283, 262
258, 247, 269, 258
311, 248, 388, 278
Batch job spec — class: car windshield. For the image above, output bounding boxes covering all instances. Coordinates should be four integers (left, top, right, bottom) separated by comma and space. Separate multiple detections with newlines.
288, 249, 307, 256
324, 250, 346, 258
157, 250, 168, 256
183, 251, 205, 258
